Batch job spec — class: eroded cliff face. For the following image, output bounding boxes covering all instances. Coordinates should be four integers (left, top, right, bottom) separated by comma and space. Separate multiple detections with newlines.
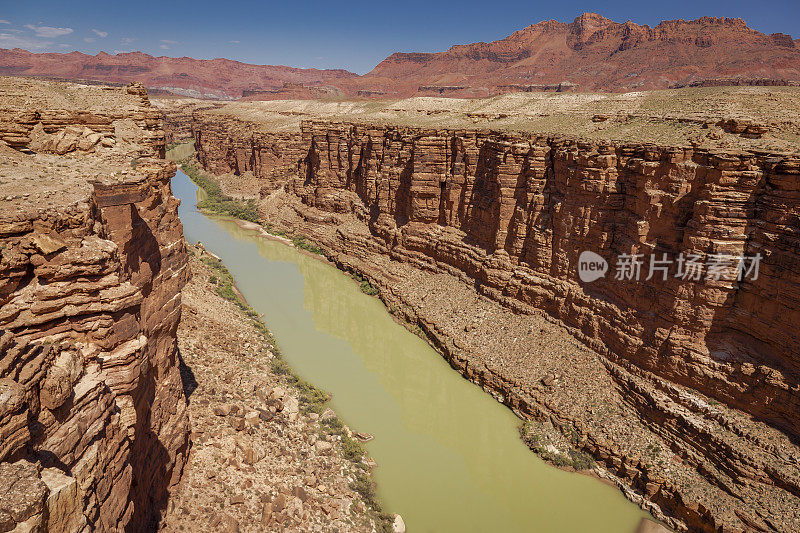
0, 80, 165, 158
192, 114, 302, 194
189, 115, 800, 531
293, 122, 800, 439
157, 100, 221, 146
0, 79, 189, 532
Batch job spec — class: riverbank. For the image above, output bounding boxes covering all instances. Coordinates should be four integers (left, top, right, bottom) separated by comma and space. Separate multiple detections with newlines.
180, 146, 799, 530
170, 148, 669, 531
159, 245, 394, 532
252, 187, 792, 532
172, 101, 800, 530
170, 167, 656, 531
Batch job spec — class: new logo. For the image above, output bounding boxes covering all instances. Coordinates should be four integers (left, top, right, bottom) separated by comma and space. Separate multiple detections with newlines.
578, 251, 608, 282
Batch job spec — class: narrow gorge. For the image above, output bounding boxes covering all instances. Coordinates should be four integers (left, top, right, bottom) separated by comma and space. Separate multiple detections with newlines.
0, 79, 391, 532
177, 90, 800, 532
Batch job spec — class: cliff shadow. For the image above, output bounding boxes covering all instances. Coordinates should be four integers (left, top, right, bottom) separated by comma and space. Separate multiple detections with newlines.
393, 154, 414, 227
177, 348, 198, 400
121, 205, 162, 297
503, 148, 539, 257
462, 143, 501, 253
348, 136, 373, 203
703, 167, 800, 442
302, 140, 321, 188
127, 351, 185, 532
616, 159, 800, 444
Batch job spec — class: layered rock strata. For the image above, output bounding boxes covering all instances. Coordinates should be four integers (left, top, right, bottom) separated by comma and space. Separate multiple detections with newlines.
189, 116, 800, 532
0, 78, 189, 531
192, 114, 303, 195
291, 122, 800, 440
158, 100, 221, 146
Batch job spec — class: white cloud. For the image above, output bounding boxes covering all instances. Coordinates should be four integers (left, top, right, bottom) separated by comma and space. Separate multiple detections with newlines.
159, 44, 169, 49
160, 39, 178, 44
24, 24, 73, 38
58, 43, 70, 48
0, 32, 52, 49
229, 40, 240, 44
0, 20, 10, 25
83, 37, 95, 43
121, 37, 136, 45
91, 29, 108, 38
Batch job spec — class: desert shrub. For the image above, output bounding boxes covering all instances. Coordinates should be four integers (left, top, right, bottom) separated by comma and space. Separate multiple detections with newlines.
360, 280, 379, 296
350, 272, 379, 296
294, 378, 328, 414
341, 436, 365, 462
270, 357, 292, 376
291, 236, 323, 255
182, 160, 260, 223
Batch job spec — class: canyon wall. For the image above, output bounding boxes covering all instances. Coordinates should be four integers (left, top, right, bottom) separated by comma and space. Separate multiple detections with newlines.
0, 79, 189, 532
190, 115, 800, 530
159, 101, 221, 146
193, 114, 303, 194
288, 121, 800, 440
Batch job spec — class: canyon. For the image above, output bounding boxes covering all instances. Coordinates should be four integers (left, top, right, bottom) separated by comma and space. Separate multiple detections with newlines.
1, 54, 800, 533
158, 242, 392, 533
2, 13, 799, 98
0, 77, 383, 532
0, 78, 188, 531
173, 85, 800, 532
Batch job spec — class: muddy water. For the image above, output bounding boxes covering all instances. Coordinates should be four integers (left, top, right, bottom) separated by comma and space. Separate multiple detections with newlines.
173, 169, 647, 532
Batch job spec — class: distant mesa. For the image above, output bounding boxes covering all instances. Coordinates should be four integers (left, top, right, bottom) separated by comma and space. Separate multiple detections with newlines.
0, 12, 799, 99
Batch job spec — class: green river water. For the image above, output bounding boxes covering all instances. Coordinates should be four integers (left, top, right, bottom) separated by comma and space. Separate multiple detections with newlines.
173, 169, 647, 532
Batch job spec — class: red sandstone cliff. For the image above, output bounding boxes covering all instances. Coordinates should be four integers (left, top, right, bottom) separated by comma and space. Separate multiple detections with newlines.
361, 13, 800, 95
188, 111, 800, 530
2, 13, 798, 97
290, 122, 800, 439
192, 116, 304, 194
0, 79, 189, 531
0, 49, 357, 100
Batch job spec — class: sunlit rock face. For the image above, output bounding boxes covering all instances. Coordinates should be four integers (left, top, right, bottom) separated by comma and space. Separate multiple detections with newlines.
0, 77, 189, 532
193, 115, 800, 439
191, 113, 800, 531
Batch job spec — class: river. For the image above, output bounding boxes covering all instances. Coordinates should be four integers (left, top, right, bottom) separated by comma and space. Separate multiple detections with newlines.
172, 169, 648, 532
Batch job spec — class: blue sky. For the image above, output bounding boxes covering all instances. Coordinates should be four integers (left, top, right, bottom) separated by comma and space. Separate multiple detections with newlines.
1, 0, 798, 74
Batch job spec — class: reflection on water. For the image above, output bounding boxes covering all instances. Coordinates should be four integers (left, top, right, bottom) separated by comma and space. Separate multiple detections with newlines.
173, 170, 646, 532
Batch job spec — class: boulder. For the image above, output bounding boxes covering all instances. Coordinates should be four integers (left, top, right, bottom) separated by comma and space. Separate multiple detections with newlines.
0, 461, 47, 531
393, 514, 406, 533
